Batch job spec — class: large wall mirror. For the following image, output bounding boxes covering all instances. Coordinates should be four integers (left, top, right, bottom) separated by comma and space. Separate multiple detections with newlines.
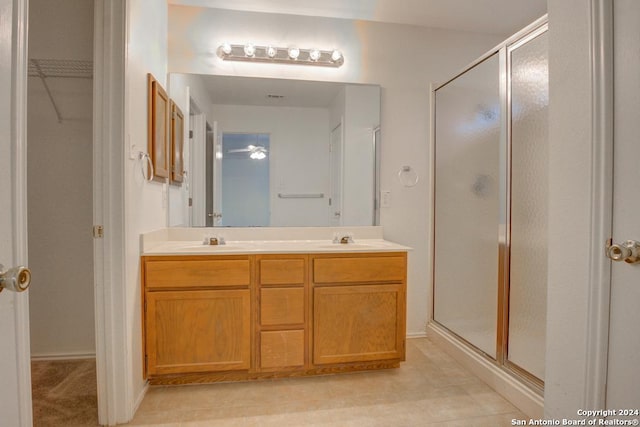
168, 74, 381, 228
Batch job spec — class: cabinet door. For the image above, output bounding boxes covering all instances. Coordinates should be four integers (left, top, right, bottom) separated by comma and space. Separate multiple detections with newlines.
313, 284, 405, 365
146, 289, 250, 375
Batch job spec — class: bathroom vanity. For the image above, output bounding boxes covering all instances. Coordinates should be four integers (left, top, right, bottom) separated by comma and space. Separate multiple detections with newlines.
140, 228, 410, 385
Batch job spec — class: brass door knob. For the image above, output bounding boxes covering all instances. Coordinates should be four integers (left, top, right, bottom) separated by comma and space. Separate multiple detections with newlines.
606, 240, 640, 264
0, 264, 31, 293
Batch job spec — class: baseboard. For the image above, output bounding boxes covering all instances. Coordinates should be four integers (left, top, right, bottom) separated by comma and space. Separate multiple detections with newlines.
132, 382, 149, 420
31, 352, 96, 361
406, 331, 428, 339
427, 322, 544, 419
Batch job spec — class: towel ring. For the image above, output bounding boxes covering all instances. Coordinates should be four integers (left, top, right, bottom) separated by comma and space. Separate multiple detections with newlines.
139, 152, 154, 182
398, 165, 419, 187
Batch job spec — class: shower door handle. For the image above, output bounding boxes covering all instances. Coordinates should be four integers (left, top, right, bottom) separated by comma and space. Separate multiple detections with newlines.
606, 239, 640, 264
0, 264, 31, 293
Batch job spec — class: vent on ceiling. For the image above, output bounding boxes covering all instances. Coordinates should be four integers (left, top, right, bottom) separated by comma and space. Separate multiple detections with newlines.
266, 94, 285, 99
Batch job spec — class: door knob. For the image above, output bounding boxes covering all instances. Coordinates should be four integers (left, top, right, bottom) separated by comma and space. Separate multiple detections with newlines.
0, 264, 31, 293
606, 240, 640, 264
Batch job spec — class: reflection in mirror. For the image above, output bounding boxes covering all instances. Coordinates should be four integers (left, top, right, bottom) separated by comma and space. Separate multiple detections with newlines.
168, 74, 380, 227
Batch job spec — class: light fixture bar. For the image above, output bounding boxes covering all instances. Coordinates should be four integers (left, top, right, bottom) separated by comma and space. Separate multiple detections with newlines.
218, 44, 344, 68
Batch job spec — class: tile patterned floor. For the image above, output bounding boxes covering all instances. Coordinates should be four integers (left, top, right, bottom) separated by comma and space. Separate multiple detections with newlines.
128, 338, 526, 426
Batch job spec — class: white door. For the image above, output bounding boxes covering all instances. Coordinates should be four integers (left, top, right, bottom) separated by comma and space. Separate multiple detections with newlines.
606, 0, 640, 411
329, 123, 343, 226
0, 0, 32, 425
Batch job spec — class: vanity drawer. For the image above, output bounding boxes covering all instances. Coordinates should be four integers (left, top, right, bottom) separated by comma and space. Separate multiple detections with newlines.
259, 258, 305, 285
260, 287, 304, 326
313, 255, 406, 284
260, 330, 304, 369
145, 259, 250, 289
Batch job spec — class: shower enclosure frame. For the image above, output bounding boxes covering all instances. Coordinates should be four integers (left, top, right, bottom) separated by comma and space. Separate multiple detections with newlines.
429, 16, 548, 395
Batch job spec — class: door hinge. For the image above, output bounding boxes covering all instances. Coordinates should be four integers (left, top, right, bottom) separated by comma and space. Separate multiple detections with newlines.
329, 198, 332, 206
93, 225, 104, 238
189, 130, 194, 139
188, 197, 193, 207
144, 300, 147, 313
145, 354, 148, 368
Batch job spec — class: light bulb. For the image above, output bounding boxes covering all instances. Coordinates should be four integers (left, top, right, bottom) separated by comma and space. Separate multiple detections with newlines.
250, 151, 266, 160
309, 49, 321, 62
244, 43, 256, 57
288, 47, 300, 60
331, 50, 342, 62
221, 42, 232, 55
266, 46, 277, 58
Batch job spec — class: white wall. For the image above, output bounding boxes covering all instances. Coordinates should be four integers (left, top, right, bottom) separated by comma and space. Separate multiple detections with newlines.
125, 0, 169, 405
27, 0, 95, 357
545, 0, 594, 418
212, 104, 331, 226
168, 6, 504, 334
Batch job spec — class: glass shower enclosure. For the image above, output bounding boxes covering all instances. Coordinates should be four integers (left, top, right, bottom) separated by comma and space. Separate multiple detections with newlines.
432, 22, 548, 387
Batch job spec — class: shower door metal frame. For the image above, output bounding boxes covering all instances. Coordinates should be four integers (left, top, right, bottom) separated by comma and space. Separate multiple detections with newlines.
430, 16, 548, 395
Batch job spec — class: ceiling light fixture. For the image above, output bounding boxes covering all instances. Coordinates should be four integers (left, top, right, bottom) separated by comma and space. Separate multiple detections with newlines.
217, 43, 344, 68
250, 150, 267, 160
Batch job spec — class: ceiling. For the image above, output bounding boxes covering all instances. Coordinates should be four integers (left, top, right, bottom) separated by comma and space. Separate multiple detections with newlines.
167, 0, 547, 36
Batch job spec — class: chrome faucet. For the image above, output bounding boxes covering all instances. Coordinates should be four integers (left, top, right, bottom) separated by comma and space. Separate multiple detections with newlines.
333, 232, 354, 244
204, 236, 226, 245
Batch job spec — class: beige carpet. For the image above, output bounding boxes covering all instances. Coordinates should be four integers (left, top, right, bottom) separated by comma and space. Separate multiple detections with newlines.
31, 358, 98, 426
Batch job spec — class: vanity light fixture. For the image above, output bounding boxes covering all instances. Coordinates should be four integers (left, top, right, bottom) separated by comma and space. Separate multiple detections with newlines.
266, 46, 278, 58
217, 43, 344, 67
243, 43, 256, 57
287, 46, 300, 60
309, 48, 321, 62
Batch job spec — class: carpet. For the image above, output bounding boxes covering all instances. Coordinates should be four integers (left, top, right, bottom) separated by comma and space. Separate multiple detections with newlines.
31, 358, 99, 426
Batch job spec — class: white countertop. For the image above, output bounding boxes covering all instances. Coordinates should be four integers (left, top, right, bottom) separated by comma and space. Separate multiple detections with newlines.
142, 238, 411, 256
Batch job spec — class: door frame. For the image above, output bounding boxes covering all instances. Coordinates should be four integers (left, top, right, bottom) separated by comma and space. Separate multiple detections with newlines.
13, 1, 130, 425
544, 0, 613, 416
12, 0, 33, 424
93, 0, 130, 424
582, 0, 613, 410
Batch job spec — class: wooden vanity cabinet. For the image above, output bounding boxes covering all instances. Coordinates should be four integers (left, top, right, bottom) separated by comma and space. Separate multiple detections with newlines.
257, 255, 308, 371
142, 256, 252, 377
311, 253, 407, 365
142, 251, 406, 383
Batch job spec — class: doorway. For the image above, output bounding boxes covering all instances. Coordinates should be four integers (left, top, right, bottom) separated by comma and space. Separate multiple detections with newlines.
220, 132, 271, 226
27, 0, 98, 425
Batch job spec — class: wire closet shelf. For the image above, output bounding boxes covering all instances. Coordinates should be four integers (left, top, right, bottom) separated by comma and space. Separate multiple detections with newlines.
28, 58, 93, 123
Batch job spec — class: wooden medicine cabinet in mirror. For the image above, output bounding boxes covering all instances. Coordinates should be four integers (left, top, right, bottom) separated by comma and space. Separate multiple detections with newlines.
148, 73, 170, 180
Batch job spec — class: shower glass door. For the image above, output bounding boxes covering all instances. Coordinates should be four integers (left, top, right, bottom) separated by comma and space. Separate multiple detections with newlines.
506, 28, 549, 383
433, 53, 502, 359
432, 22, 548, 387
